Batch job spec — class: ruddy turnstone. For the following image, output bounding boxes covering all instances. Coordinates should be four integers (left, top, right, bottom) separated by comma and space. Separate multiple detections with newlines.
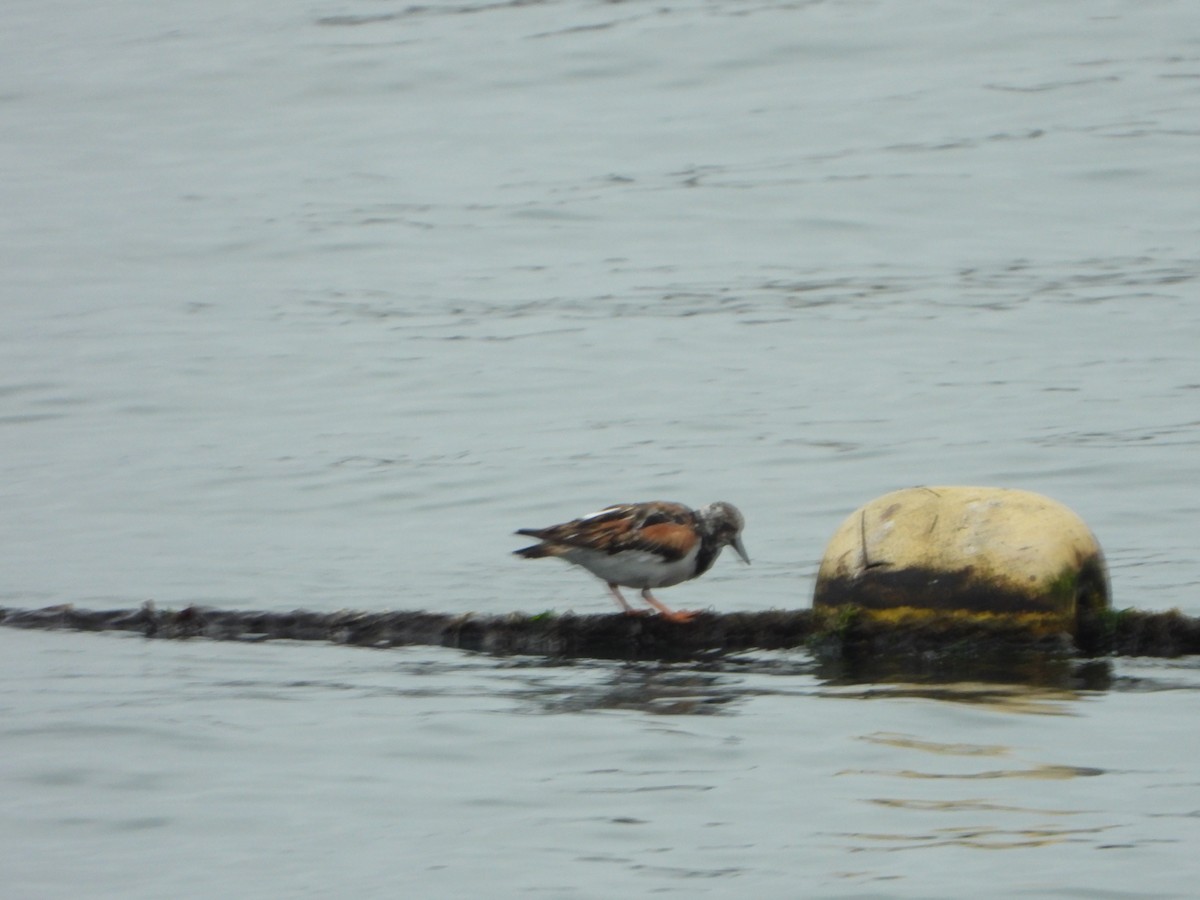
513, 500, 749, 622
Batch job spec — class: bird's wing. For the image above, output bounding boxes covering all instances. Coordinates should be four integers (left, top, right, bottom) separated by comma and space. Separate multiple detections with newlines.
518, 502, 698, 561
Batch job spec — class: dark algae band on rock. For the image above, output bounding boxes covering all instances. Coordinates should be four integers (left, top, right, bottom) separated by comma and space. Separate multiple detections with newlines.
2, 603, 1198, 663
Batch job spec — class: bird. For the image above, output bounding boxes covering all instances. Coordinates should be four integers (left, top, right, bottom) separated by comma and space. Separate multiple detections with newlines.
513, 500, 749, 622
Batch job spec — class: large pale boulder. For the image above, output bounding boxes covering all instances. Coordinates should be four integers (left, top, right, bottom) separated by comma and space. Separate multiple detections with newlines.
813, 486, 1109, 624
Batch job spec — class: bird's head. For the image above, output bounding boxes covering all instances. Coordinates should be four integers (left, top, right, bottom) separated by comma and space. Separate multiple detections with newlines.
701, 501, 750, 565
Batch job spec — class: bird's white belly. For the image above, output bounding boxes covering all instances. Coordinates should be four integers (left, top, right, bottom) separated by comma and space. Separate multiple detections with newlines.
564, 545, 700, 589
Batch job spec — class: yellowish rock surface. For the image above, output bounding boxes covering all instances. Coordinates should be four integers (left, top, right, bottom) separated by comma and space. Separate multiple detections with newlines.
813, 486, 1109, 622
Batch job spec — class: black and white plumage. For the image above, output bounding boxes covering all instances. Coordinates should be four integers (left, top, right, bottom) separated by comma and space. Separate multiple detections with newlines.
513, 500, 749, 622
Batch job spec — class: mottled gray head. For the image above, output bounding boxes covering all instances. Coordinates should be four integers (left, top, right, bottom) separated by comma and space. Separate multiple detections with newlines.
700, 501, 750, 564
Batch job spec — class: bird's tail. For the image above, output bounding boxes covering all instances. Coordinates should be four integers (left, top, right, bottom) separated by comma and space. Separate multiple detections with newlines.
513, 529, 565, 559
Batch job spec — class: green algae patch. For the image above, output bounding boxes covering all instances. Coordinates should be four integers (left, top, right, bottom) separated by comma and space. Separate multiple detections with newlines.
813, 605, 1072, 639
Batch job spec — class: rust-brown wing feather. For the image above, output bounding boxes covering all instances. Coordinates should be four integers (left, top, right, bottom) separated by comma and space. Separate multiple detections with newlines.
515, 501, 698, 561
624, 522, 699, 561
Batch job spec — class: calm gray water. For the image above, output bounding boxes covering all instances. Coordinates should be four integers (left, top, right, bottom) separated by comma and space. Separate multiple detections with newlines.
3, 0, 1199, 896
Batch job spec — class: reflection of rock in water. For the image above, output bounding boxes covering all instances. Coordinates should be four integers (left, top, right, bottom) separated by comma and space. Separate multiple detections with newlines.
0, 604, 1195, 684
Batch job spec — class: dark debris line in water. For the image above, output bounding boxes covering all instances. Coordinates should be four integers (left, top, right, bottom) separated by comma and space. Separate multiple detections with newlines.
1, 604, 1199, 663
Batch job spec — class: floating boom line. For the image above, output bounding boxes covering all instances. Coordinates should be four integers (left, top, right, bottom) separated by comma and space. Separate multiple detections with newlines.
2, 603, 1198, 662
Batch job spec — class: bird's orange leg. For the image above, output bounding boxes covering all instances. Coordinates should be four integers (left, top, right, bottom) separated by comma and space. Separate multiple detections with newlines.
640, 589, 696, 623
608, 584, 649, 616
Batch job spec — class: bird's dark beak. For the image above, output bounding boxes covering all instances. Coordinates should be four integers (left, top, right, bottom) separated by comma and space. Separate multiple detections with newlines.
732, 536, 750, 565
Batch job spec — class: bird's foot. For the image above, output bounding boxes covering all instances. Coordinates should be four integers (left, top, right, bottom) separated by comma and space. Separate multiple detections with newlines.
657, 608, 697, 624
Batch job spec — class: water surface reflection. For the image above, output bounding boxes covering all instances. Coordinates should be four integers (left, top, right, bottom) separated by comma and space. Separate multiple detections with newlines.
484, 649, 1200, 717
